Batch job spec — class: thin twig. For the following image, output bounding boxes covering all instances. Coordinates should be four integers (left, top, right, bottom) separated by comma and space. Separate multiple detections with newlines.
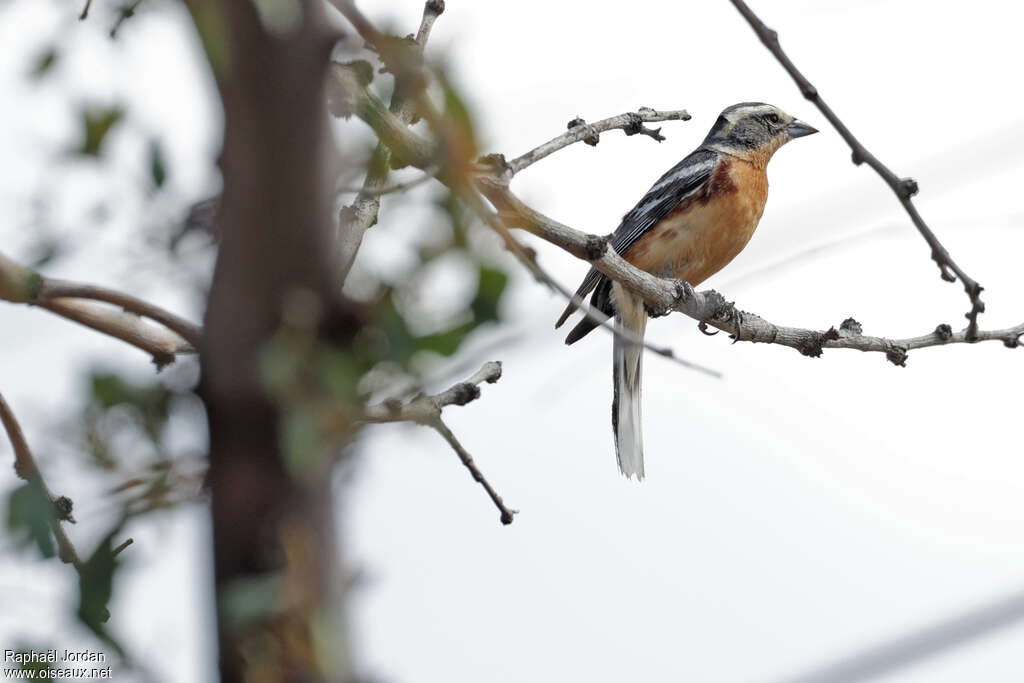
333, 0, 445, 281
429, 418, 516, 525
329, 56, 1022, 367
336, 164, 441, 196
2, 393, 82, 570
111, 538, 135, 557
728, 0, 985, 339
41, 279, 202, 347
507, 108, 691, 176
361, 360, 503, 423
0, 250, 197, 367
40, 299, 191, 369
79, 0, 93, 20
468, 193, 722, 378
361, 361, 516, 524
109, 0, 144, 38
478, 180, 1022, 363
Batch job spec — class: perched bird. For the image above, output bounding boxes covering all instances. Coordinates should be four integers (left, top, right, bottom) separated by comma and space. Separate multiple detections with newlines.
555, 102, 817, 480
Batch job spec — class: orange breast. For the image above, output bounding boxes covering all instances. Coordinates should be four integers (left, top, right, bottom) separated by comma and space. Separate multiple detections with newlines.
622, 158, 768, 286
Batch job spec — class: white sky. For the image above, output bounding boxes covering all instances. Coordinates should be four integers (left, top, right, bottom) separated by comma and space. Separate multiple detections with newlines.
2, 0, 1024, 681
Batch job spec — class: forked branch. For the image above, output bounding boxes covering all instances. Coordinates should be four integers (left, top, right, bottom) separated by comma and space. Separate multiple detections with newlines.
728, 0, 986, 339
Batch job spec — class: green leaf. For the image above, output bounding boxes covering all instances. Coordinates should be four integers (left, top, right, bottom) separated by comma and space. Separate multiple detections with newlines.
439, 74, 479, 161
471, 266, 507, 324
220, 572, 285, 634
414, 323, 472, 357
10, 645, 56, 675
281, 407, 322, 476
77, 529, 125, 655
6, 483, 56, 558
27, 240, 62, 269
76, 107, 124, 157
148, 138, 167, 190
190, 2, 230, 76
339, 59, 374, 86
89, 372, 172, 442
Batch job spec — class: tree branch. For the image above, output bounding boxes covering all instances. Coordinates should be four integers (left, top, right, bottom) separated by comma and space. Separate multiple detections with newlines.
332, 0, 446, 281
1, 392, 132, 573
480, 179, 1023, 362
361, 360, 502, 423
506, 107, 691, 175
462, 183, 721, 378
109, 0, 144, 38
326, 68, 719, 374
727, 0, 985, 339
361, 361, 517, 524
0, 250, 197, 368
429, 418, 515, 525
326, 51, 1022, 366
41, 279, 202, 347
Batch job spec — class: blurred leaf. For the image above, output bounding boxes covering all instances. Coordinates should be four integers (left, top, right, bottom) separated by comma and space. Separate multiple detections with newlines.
221, 572, 284, 634
76, 529, 125, 655
438, 74, 478, 171
471, 266, 507, 325
27, 239, 62, 269
370, 293, 416, 365
413, 323, 472, 357
191, 2, 230, 76
339, 59, 374, 86
75, 107, 124, 157
281, 407, 321, 476
148, 138, 167, 190
317, 345, 365, 402
29, 47, 58, 80
6, 483, 56, 558
10, 645, 55, 674
438, 191, 470, 249
89, 372, 172, 442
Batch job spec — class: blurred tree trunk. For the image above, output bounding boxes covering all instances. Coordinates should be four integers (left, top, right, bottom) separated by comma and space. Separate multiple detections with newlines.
191, 0, 353, 680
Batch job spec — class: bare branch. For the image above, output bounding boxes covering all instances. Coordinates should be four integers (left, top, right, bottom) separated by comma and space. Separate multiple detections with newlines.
327, 72, 718, 375
109, 0, 144, 38
41, 279, 202, 347
40, 300, 192, 369
361, 361, 516, 524
462, 188, 722, 378
0, 250, 197, 368
79, 0, 93, 20
728, 0, 985, 339
1, 392, 132, 571
507, 108, 691, 176
329, 64, 1021, 366
429, 418, 516, 525
335, 163, 441, 196
481, 180, 1023, 363
361, 360, 503, 423
332, 0, 446, 281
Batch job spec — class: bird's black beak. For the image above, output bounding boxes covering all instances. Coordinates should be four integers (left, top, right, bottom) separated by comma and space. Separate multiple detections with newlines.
786, 119, 818, 138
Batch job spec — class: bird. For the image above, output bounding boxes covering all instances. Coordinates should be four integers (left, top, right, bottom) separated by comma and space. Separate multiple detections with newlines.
555, 102, 818, 480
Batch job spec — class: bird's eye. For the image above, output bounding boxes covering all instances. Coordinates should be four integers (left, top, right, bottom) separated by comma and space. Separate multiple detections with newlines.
767, 113, 781, 124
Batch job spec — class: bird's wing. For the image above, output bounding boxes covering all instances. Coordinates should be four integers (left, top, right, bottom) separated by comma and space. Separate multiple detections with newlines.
554, 148, 717, 333
609, 148, 717, 257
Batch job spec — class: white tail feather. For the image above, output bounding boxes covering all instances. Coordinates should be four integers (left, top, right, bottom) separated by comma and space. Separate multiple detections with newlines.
611, 284, 647, 480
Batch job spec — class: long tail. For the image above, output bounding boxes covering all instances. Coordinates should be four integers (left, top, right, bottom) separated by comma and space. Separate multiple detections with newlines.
611, 283, 647, 480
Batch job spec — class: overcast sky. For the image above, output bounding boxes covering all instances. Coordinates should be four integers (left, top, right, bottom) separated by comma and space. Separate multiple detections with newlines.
2, 0, 1024, 681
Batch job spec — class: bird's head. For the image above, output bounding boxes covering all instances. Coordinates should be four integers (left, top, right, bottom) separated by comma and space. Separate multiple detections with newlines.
702, 102, 817, 166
